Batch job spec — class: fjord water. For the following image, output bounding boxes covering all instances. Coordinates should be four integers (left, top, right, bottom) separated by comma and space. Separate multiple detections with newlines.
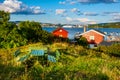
43, 27, 120, 39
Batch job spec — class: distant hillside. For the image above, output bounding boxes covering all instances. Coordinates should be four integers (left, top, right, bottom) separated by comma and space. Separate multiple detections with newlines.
10, 21, 120, 28
88, 22, 120, 28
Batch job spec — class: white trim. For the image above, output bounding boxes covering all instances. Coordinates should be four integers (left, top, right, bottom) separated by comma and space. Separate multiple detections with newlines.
80, 29, 105, 36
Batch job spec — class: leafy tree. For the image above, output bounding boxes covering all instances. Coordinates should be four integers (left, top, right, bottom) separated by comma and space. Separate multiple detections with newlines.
0, 22, 27, 48
18, 21, 54, 44
0, 10, 10, 24
0, 10, 28, 48
40, 30, 54, 44
0, 11, 55, 48
18, 21, 42, 43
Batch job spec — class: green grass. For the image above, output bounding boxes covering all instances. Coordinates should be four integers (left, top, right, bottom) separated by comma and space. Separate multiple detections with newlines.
0, 42, 120, 80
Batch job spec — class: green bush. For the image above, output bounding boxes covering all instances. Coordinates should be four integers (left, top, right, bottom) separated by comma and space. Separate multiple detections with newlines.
76, 36, 88, 47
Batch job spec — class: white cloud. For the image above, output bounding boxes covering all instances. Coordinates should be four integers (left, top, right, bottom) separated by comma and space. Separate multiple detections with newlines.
104, 12, 120, 21
111, 12, 120, 16
30, 6, 45, 14
83, 12, 99, 16
0, 0, 23, 13
88, 21, 97, 24
113, 16, 120, 21
77, 0, 118, 3
71, 8, 79, 12
66, 17, 73, 21
66, 17, 97, 24
71, 8, 82, 15
76, 18, 91, 22
70, 1, 77, 4
60, 0, 118, 5
56, 9, 66, 15
113, 14, 120, 21
59, 1, 66, 4
103, 12, 120, 16
0, 0, 45, 14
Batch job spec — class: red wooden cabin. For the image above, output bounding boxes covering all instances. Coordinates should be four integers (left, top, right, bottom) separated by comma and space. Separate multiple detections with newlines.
52, 28, 68, 38
80, 29, 105, 44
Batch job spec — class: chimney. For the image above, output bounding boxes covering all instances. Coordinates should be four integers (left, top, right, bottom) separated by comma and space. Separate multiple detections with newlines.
83, 25, 87, 33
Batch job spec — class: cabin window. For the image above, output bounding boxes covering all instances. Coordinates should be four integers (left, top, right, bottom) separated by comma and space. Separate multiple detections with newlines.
59, 29, 62, 32
90, 36, 94, 40
59, 35, 62, 37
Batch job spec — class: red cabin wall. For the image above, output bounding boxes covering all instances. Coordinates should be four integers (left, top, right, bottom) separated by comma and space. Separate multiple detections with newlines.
53, 29, 68, 38
82, 31, 104, 44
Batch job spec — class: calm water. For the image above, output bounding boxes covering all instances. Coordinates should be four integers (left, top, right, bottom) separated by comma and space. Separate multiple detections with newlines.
43, 27, 120, 39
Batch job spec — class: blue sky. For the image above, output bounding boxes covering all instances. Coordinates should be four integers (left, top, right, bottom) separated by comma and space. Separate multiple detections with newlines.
0, 0, 120, 24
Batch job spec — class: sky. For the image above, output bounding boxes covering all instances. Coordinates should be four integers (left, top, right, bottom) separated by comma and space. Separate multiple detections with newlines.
0, 0, 120, 24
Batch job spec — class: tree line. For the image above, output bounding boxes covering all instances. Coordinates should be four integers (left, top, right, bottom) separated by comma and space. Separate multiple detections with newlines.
0, 11, 55, 48
88, 22, 120, 28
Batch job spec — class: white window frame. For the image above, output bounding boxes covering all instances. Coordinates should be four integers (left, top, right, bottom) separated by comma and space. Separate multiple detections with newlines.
59, 29, 62, 32
90, 36, 95, 40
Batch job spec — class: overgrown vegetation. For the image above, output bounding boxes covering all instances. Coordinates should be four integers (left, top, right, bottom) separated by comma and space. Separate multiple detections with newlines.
0, 43, 120, 80
97, 43, 120, 57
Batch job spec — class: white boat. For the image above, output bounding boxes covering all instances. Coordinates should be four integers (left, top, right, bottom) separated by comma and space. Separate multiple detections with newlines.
63, 25, 72, 28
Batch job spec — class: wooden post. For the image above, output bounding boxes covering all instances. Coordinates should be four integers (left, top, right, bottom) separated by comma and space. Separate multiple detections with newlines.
84, 25, 87, 33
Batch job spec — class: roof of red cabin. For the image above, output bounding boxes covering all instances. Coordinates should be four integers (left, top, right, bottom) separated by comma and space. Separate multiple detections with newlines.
52, 27, 68, 33
80, 29, 105, 36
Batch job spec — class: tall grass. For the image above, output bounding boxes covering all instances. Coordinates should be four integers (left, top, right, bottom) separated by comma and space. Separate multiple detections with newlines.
0, 42, 120, 80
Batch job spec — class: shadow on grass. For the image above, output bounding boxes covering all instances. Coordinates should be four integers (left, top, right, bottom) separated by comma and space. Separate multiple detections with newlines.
0, 62, 109, 80
0, 63, 24, 80
45, 70, 109, 80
